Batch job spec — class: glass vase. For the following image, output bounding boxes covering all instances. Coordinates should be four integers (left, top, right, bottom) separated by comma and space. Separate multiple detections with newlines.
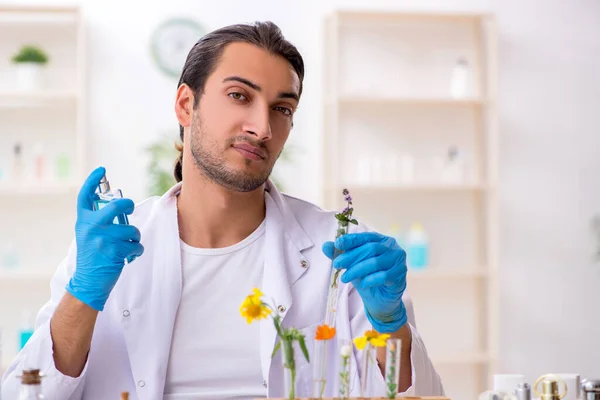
338, 340, 352, 400
281, 338, 297, 400
385, 339, 401, 398
360, 342, 377, 397
312, 339, 327, 398
324, 218, 349, 326
312, 219, 349, 398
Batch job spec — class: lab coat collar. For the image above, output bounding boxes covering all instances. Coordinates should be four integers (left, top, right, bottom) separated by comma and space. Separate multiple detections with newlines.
115, 179, 314, 398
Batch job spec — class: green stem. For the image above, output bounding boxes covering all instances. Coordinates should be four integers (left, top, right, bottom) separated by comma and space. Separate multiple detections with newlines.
319, 377, 325, 398
289, 366, 296, 400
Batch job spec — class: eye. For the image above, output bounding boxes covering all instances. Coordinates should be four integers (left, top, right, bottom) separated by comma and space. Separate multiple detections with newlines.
274, 106, 292, 116
228, 92, 247, 101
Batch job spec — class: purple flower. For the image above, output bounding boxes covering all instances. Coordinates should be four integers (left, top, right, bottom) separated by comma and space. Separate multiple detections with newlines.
342, 188, 352, 203
342, 206, 350, 214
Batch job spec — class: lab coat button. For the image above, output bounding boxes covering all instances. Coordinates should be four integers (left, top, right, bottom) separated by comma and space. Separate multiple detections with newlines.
123, 310, 130, 317
138, 380, 145, 387
300, 260, 308, 268
277, 305, 286, 313
263, 380, 267, 388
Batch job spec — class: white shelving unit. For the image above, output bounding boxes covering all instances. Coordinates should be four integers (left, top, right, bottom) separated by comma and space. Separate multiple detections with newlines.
323, 10, 498, 399
0, 5, 85, 373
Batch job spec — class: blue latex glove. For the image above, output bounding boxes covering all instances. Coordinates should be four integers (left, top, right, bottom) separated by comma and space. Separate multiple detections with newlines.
323, 232, 408, 333
65, 166, 144, 311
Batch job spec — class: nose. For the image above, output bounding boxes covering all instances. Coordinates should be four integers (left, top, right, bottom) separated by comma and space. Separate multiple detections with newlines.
244, 103, 272, 141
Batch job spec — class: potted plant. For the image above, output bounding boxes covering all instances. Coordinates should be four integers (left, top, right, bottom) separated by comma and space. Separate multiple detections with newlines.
11, 44, 49, 91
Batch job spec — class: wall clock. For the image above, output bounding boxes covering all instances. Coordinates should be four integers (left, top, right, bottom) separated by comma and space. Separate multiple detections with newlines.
150, 17, 205, 78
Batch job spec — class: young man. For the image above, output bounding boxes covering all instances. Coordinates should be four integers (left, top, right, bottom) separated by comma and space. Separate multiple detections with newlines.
1, 22, 444, 399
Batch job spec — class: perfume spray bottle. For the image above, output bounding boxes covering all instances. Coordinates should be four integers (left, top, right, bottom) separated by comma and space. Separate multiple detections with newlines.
93, 174, 136, 263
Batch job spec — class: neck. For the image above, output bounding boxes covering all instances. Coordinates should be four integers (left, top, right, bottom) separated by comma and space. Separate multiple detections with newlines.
176, 174, 266, 249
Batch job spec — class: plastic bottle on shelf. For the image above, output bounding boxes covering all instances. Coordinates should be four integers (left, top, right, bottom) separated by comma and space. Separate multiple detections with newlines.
451, 56, 471, 98
406, 222, 429, 270
1, 241, 20, 270
55, 153, 71, 181
33, 143, 45, 182
12, 142, 23, 182
19, 311, 35, 351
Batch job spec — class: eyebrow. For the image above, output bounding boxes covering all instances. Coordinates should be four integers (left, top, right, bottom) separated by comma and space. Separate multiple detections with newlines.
222, 76, 299, 102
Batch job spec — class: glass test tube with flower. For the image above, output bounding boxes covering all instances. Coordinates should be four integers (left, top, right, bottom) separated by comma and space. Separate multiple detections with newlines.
354, 329, 391, 398
240, 288, 310, 400
312, 324, 336, 398
312, 189, 357, 398
385, 338, 402, 398
338, 341, 352, 400
325, 188, 357, 326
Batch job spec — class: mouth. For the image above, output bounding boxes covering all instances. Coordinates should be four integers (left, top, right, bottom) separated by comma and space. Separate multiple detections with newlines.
232, 143, 267, 160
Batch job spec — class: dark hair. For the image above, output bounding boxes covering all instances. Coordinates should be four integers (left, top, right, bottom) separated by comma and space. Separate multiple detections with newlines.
173, 21, 305, 182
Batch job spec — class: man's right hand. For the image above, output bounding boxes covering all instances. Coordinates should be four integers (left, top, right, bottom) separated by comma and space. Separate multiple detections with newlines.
65, 166, 144, 312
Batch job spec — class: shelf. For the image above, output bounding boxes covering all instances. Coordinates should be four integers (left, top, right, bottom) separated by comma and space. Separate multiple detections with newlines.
0, 5, 78, 25
337, 10, 492, 23
0, 269, 53, 282
335, 96, 485, 107
0, 182, 79, 196
0, 91, 79, 109
432, 351, 491, 365
340, 183, 487, 192
408, 269, 488, 280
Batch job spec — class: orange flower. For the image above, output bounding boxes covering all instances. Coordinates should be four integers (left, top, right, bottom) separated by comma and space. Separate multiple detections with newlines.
315, 324, 336, 341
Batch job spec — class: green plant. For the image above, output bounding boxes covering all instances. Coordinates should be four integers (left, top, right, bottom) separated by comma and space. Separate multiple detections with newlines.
145, 135, 178, 197
12, 45, 49, 64
270, 145, 296, 191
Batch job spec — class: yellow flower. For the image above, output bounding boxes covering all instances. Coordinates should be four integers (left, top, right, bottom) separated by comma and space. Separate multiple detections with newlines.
240, 288, 271, 323
353, 329, 391, 350
353, 336, 368, 350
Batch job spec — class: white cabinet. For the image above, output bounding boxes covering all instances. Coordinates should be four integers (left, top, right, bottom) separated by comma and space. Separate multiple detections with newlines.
0, 5, 85, 372
322, 10, 498, 398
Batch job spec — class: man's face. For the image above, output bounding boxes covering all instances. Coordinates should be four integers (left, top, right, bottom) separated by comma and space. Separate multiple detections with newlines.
181, 42, 300, 192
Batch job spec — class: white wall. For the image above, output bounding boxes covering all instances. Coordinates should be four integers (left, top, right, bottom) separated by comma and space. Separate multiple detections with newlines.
10, 0, 600, 388
494, 0, 600, 384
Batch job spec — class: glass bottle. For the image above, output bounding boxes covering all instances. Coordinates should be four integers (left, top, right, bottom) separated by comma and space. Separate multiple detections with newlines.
93, 174, 136, 263
18, 369, 44, 399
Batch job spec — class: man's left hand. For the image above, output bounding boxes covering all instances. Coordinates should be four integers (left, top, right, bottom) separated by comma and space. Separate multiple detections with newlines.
323, 232, 408, 333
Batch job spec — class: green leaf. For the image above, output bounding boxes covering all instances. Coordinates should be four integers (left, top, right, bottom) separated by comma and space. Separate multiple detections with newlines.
271, 340, 281, 359
350, 219, 358, 225
298, 336, 310, 363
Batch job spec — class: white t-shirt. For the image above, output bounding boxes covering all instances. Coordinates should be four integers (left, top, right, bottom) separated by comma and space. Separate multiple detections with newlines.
163, 220, 266, 399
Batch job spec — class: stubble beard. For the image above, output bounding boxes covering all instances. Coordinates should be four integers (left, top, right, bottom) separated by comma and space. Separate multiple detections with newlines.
189, 114, 278, 192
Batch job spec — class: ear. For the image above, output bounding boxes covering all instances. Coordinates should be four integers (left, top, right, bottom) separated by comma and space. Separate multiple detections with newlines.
175, 84, 195, 128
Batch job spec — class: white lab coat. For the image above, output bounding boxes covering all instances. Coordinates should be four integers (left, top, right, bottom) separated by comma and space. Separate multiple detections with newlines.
1, 181, 444, 400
